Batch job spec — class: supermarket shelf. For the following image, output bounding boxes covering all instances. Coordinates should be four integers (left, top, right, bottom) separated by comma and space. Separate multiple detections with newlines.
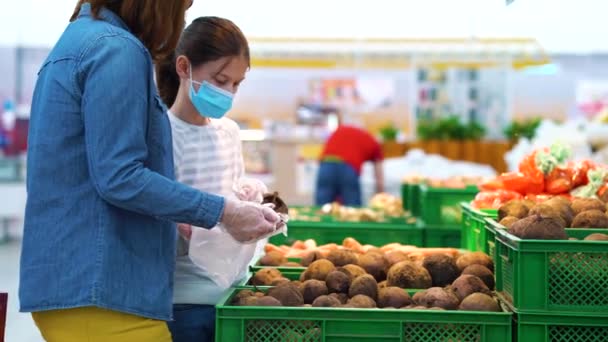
247, 37, 550, 70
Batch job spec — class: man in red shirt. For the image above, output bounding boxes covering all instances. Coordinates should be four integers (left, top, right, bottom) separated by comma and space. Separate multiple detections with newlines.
315, 125, 384, 206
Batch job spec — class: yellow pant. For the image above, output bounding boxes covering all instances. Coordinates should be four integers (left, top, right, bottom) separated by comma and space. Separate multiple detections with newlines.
32, 306, 172, 342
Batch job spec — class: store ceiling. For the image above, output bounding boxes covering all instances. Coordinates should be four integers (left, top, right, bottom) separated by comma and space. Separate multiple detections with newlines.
0, 0, 606, 53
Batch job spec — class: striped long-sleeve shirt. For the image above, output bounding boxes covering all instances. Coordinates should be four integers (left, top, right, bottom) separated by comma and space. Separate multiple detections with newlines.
169, 112, 246, 305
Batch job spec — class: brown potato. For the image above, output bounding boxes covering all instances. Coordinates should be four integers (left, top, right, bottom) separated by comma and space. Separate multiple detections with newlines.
456, 252, 494, 272
451, 275, 490, 300
571, 210, 608, 228
422, 254, 460, 287
251, 268, 283, 286
377, 287, 412, 308
386, 261, 432, 289
348, 274, 379, 301
571, 198, 606, 215
459, 293, 501, 312
508, 215, 568, 240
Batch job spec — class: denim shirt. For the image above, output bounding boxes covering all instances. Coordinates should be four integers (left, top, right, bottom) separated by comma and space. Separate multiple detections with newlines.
19, 4, 225, 321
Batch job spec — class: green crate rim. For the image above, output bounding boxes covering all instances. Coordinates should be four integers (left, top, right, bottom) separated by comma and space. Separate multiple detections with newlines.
497, 292, 608, 319
418, 184, 479, 194
287, 220, 418, 229
460, 202, 498, 217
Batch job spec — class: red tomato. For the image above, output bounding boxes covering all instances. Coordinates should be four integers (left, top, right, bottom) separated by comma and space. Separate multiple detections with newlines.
472, 190, 523, 209
479, 178, 504, 191
517, 152, 545, 194
570, 160, 596, 187
545, 167, 574, 194
499, 172, 531, 194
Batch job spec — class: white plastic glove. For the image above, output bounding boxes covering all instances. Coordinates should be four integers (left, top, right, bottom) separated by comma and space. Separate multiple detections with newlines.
233, 178, 268, 204
220, 198, 281, 243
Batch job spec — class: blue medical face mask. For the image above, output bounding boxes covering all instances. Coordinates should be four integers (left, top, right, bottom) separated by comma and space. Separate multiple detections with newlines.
189, 67, 234, 119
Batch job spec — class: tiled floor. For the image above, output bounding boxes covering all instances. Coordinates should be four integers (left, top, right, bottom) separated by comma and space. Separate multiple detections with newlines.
1, 227, 44, 342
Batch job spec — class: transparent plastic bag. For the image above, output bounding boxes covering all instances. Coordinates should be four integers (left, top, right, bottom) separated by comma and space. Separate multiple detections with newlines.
188, 226, 257, 289
188, 219, 288, 288
187, 177, 289, 288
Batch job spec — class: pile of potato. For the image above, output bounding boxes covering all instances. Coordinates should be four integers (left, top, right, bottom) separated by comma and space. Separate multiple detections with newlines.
498, 197, 608, 240
235, 250, 500, 312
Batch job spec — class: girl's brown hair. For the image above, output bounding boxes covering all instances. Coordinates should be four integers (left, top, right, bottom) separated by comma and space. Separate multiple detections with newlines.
155, 16, 250, 107
71, 0, 189, 60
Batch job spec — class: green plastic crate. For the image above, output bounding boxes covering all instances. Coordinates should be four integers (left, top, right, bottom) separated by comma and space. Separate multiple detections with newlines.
216, 288, 513, 342
401, 183, 422, 217
400, 183, 410, 211
514, 311, 608, 342
494, 226, 608, 314
269, 220, 423, 247
423, 226, 461, 248
419, 185, 479, 227
460, 202, 498, 254
498, 290, 608, 342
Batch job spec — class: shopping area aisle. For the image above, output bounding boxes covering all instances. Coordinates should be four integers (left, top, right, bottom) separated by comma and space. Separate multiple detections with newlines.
1, 238, 43, 342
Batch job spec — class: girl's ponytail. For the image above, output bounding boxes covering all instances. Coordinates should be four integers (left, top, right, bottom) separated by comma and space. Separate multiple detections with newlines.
155, 52, 180, 107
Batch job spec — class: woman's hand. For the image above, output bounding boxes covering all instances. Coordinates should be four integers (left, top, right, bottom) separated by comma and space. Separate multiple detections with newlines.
220, 198, 280, 243
177, 223, 192, 240
233, 178, 268, 203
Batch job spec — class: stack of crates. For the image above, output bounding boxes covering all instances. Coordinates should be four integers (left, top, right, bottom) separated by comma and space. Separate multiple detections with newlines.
402, 183, 479, 248
492, 222, 608, 341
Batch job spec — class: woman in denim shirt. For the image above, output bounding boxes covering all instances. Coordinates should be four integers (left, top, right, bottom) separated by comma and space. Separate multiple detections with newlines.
19, 1, 280, 340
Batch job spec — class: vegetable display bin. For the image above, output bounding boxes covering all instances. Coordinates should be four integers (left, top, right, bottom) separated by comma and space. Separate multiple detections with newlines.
501, 295, 608, 342
216, 288, 512, 342
419, 185, 479, 227
513, 311, 608, 342
494, 226, 608, 314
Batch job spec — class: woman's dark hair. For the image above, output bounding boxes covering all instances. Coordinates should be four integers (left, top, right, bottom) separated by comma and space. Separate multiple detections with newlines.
71, 0, 189, 61
155, 16, 251, 107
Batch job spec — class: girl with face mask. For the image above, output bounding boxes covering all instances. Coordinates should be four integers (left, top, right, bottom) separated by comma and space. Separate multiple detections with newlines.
155, 17, 272, 342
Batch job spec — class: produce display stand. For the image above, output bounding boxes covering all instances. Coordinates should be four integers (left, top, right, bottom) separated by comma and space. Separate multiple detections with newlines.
216, 287, 512, 342
460, 202, 498, 255
269, 220, 423, 248
418, 185, 479, 227
493, 225, 608, 314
